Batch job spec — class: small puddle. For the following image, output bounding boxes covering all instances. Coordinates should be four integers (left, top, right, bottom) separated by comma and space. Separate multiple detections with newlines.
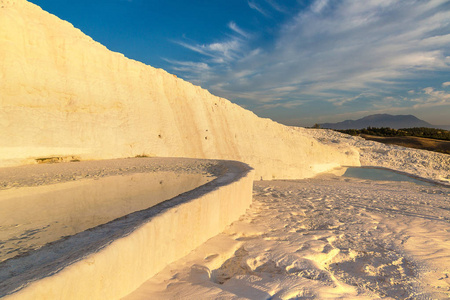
342, 167, 434, 186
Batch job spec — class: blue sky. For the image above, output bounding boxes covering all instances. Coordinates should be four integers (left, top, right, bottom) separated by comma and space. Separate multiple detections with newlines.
30, 0, 450, 126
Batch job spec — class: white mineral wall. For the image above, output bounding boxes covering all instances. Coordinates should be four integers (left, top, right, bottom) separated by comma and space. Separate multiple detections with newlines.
0, 0, 360, 179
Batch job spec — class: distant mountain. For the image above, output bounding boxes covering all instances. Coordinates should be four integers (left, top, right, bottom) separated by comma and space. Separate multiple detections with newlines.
319, 114, 443, 130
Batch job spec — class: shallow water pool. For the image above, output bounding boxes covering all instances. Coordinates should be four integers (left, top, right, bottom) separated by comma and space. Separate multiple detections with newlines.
342, 167, 434, 186
0, 171, 214, 263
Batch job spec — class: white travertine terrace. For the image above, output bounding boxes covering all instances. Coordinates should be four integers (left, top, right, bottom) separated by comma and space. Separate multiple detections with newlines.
0, 158, 254, 300
0, 0, 359, 179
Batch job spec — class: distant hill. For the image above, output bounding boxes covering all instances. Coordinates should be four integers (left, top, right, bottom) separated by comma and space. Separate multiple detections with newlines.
319, 114, 448, 130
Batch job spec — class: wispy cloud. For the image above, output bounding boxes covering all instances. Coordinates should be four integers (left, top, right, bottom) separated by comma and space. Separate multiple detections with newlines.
264, 0, 289, 13
311, 0, 329, 13
411, 87, 450, 108
228, 21, 250, 38
248, 0, 271, 17
164, 59, 210, 72
163, 59, 211, 85
173, 37, 244, 64
173, 41, 214, 57
168, 0, 450, 123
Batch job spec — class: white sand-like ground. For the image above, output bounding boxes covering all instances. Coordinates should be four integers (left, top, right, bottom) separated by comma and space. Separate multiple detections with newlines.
125, 175, 449, 299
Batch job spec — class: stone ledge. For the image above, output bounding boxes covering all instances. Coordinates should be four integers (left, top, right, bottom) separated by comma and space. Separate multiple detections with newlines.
0, 158, 254, 300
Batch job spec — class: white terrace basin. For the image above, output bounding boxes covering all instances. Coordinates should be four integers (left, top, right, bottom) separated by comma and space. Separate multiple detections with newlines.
0, 158, 254, 300
0, 171, 214, 263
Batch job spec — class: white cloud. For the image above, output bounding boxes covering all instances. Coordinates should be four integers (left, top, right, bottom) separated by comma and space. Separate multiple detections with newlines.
422, 87, 450, 101
163, 59, 211, 85
259, 101, 302, 110
228, 21, 250, 38
252, 0, 449, 100
174, 37, 244, 65
173, 41, 213, 57
264, 0, 288, 13
169, 0, 450, 118
311, 0, 329, 13
423, 87, 435, 95
209, 40, 240, 55
248, 0, 270, 17
164, 59, 210, 72
410, 87, 450, 108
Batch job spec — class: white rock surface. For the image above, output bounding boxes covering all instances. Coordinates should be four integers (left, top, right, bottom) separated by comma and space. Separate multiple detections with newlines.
0, 0, 359, 179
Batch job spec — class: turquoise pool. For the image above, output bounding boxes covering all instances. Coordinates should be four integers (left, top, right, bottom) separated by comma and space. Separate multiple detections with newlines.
342, 167, 434, 186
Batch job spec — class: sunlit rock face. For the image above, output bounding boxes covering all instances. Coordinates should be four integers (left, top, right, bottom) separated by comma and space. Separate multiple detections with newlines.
0, 0, 359, 179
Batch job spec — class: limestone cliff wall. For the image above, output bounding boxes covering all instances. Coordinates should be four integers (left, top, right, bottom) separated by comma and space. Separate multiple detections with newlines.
0, 0, 360, 179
